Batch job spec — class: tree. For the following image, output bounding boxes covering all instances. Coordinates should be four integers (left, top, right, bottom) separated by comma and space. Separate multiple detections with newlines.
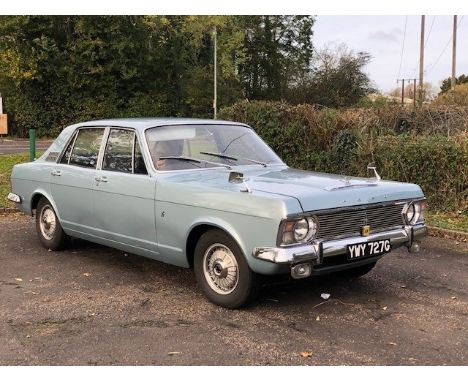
439, 74, 468, 94
236, 16, 315, 100
434, 83, 468, 106
0, 15, 317, 136
290, 44, 375, 107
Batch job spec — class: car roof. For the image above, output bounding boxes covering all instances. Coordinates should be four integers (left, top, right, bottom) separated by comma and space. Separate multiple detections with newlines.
70, 118, 249, 131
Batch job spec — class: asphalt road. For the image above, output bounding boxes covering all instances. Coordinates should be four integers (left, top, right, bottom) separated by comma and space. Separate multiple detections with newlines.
0, 139, 52, 154
0, 213, 467, 366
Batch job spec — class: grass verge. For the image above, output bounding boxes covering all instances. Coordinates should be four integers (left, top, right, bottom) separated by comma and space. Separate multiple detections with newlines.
0, 152, 41, 209
426, 211, 468, 233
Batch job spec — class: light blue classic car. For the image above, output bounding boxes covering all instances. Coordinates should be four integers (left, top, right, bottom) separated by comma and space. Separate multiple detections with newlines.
8, 118, 427, 308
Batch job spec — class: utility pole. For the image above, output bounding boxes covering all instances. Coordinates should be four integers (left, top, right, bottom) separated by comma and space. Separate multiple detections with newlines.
397, 79, 405, 104
452, 15, 457, 90
397, 78, 417, 106
213, 26, 217, 120
418, 15, 425, 106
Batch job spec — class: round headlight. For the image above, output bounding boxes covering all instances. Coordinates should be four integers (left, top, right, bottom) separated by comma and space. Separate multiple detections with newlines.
293, 218, 309, 241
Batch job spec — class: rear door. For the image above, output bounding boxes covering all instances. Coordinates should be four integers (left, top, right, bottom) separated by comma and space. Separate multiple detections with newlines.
92, 128, 157, 253
50, 127, 105, 234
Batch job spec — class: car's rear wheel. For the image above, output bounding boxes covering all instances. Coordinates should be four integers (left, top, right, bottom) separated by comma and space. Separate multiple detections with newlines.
35, 197, 69, 250
194, 229, 259, 309
337, 261, 377, 278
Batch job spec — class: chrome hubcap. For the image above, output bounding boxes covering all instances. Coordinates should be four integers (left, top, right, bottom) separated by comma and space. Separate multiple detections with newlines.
39, 206, 56, 240
203, 243, 239, 295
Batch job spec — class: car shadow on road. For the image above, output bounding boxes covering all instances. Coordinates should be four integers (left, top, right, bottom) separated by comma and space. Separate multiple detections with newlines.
63, 237, 380, 310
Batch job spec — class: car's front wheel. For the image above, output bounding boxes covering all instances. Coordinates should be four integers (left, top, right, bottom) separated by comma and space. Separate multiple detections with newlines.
35, 197, 70, 250
194, 229, 259, 309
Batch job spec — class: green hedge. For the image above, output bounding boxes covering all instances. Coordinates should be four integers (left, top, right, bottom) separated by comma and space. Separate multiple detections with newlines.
220, 101, 468, 212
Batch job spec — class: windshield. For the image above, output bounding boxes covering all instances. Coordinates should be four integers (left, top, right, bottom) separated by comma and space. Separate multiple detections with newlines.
145, 124, 283, 171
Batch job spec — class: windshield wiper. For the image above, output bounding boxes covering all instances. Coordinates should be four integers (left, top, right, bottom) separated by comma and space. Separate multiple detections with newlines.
199, 151, 267, 167
159, 155, 232, 169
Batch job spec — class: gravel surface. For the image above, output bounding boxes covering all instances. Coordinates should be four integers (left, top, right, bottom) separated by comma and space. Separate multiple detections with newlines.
0, 213, 467, 365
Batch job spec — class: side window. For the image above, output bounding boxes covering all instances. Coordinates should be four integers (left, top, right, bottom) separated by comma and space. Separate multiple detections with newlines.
102, 129, 134, 173
134, 136, 148, 175
60, 131, 77, 164
69, 129, 104, 168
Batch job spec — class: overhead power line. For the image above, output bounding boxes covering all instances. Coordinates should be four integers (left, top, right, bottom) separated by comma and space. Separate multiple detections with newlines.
397, 16, 408, 78
425, 15, 464, 76
425, 16, 436, 47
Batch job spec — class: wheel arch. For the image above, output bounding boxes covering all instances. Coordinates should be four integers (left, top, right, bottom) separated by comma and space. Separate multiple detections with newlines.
30, 190, 62, 221
185, 220, 246, 269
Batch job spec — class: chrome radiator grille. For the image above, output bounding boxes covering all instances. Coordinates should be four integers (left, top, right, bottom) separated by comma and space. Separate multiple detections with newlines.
315, 203, 405, 240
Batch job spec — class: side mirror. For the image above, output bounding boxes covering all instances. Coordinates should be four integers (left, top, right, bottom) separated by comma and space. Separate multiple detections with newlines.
228, 171, 251, 193
228, 171, 244, 184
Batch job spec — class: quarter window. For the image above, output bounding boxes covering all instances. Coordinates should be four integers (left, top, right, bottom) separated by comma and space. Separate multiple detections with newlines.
68, 128, 104, 168
60, 131, 77, 164
102, 129, 134, 173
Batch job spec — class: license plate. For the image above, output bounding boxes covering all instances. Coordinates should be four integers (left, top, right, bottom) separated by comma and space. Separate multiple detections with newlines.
347, 239, 391, 260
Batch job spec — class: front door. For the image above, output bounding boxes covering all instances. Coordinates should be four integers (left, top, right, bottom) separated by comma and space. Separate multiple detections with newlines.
92, 128, 157, 253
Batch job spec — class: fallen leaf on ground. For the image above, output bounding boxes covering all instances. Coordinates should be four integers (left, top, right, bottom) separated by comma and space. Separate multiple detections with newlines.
382, 306, 388, 311
83, 273, 91, 277
15, 278, 23, 282
299, 351, 312, 358
400, 285, 407, 288
388, 342, 397, 346
320, 293, 330, 300
451, 296, 457, 300
168, 352, 181, 356
316, 316, 320, 321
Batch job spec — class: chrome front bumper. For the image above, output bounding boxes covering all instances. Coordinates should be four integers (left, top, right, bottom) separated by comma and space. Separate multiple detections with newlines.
252, 224, 428, 266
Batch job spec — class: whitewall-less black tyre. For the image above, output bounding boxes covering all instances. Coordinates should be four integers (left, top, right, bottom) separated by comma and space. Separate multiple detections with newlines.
194, 229, 260, 309
35, 197, 70, 250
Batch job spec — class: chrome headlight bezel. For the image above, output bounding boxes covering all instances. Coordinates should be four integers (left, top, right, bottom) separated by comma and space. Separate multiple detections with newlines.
403, 200, 427, 225
278, 216, 319, 246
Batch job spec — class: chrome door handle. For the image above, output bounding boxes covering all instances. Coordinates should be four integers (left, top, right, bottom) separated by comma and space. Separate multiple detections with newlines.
51, 170, 61, 176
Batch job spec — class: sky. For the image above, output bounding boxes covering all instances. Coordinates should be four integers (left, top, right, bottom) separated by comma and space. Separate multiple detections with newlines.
313, 15, 468, 93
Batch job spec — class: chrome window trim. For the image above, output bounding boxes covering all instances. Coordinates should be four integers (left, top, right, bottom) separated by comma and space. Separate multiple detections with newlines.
94, 126, 150, 177
101, 127, 135, 174
131, 133, 136, 174
58, 127, 106, 169
57, 129, 78, 164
